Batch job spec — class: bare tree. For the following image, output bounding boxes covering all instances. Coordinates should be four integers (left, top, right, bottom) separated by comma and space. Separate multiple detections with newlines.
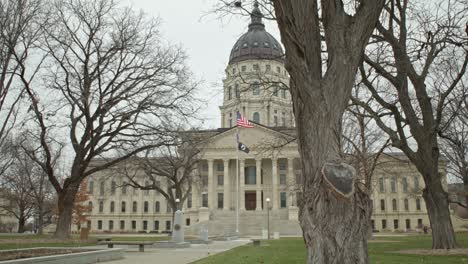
124, 135, 204, 221
352, 0, 467, 249
18, 0, 198, 238
216, 1, 385, 262
439, 89, 467, 208
0, 0, 44, 175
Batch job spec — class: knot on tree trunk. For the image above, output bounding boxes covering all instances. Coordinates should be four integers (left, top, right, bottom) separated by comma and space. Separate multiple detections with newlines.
322, 163, 356, 198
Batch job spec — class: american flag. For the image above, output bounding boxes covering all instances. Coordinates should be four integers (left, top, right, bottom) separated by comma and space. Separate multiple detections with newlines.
236, 112, 254, 128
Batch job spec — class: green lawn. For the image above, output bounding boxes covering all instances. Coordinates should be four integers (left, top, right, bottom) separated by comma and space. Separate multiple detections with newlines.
192, 233, 468, 264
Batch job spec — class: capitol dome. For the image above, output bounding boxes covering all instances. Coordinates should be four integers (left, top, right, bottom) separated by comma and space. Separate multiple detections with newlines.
228, 2, 284, 65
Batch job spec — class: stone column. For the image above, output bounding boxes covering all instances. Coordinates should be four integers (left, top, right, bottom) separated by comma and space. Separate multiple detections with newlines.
272, 158, 278, 210
287, 158, 296, 207
192, 169, 199, 209
207, 159, 214, 209
223, 159, 230, 210
239, 159, 245, 211
256, 159, 262, 210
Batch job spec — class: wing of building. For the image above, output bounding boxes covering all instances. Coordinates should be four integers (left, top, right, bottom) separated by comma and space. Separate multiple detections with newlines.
83, 3, 467, 236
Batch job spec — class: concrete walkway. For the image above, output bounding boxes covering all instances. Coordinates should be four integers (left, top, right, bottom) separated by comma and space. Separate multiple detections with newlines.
95, 239, 251, 264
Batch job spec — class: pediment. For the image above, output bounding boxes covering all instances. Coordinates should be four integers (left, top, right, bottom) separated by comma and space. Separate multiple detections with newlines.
205, 125, 296, 152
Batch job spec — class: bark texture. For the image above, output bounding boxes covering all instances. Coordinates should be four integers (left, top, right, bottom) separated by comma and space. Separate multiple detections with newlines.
272, 1, 385, 263
55, 185, 79, 239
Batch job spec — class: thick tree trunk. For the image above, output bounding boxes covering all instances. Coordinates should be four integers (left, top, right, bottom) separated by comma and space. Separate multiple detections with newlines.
422, 178, 457, 249
298, 112, 372, 264
54, 186, 79, 239
18, 216, 26, 233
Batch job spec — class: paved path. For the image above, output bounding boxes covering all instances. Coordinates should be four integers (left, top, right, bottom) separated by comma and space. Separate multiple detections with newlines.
96, 239, 251, 264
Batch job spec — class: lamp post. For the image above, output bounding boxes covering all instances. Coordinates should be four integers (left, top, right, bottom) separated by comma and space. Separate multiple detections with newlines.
266, 197, 270, 240
175, 198, 180, 211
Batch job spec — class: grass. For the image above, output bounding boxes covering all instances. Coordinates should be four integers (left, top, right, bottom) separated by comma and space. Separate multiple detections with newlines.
192, 233, 468, 264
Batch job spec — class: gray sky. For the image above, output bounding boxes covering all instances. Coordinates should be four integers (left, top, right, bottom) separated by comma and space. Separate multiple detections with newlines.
125, 0, 282, 129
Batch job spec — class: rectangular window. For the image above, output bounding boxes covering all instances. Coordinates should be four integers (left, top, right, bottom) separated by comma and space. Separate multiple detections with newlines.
280, 192, 287, 208
132, 220, 136, 230
166, 221, 171, 231
120, 220, 125, 230
217, 175, 224, 186
111, 181, 116, 195
371, 220, 375, 231
280, 174, 286, 185
99, 201, 104, 213
98, 220, 102, 230
109, 220, 114, 230
217, 163, 224, 172
380, 199, 385, 211
382, 219, 387, 229
99, 181, 105, 196
245, 166, 256, 185
416, 198, 421, 211
404, 199, 409, 211
144, 201, 149, 213
121, 201, 126, 213
274, 116, 278, 126
154, 220, 159, 230
202, 176, 208, 186
417, 219, 423, 228
186, 218, 191, 226
393, 219, 399, 229
202, 193, 208, 207
122, 183, 127, 195
143, 221, 148, 230
379, 177, 385, 192
414, 177, 420, 190
88, 181, 94, 194
166, 201, 172, 213
279, 162, 287, 171
241, 65, 246, 72
390, 177, 396, 193
87, 220, 91, 229
402, 177, 408, 193
132, 202, 137, 213
405, 219, 411, 229
295, 173, 302, 184
392, 199, 397, 211
110, 201, 115, 213
253, 64, 259, 71
266, 64, 271, 71
187, 194, 192, 209
217, 193, 224, 209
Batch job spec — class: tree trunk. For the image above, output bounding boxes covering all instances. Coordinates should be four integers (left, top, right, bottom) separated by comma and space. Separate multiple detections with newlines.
54, 186, 79, 239
298, 112, 372, 264
37, 205, 44, 235
18, 216, 26, 233
422, 178, 457, 249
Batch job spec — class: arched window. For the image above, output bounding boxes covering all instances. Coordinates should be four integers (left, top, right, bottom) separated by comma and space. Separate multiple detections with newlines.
99, 181, 105, 196
392, 199, 397, 211
99, 201, 104, 213
416, 198, 421, 210
155, 201, 160, 213
253, 112, 260, 123
235, 83, 240, 98
88, 201, 93, 212
404, 199, 409, 211
132, 201, 137, 213
121, 201, 126, 213
110, 201, 115, 213
144, 201, 149, 213
252, 82, 260, 95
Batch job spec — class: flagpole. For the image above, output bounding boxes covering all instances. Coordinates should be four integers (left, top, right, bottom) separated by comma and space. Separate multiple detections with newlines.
235, 125, 240, 235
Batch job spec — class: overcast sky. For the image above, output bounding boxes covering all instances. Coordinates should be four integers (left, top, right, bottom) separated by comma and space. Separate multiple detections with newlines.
124, 0, 282, 129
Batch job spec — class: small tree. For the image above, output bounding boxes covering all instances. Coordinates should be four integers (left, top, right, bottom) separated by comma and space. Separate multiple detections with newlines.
72, 182, 91, 230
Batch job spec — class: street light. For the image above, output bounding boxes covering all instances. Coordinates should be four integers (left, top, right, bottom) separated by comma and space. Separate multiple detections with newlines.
266, 197, 270, 240
175, 198, 180, 211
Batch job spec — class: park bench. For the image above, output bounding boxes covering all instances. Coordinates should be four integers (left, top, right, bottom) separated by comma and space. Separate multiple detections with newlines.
96, 237, 112, 242
251, 239, 261, 246
98, 241, 154, 252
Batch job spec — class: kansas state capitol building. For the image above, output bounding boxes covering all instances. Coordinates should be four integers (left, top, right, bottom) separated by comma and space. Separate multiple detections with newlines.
85, 3, 464, 235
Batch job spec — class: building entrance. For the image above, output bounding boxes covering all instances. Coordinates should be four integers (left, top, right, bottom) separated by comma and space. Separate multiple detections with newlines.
245, 192, 256, 210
